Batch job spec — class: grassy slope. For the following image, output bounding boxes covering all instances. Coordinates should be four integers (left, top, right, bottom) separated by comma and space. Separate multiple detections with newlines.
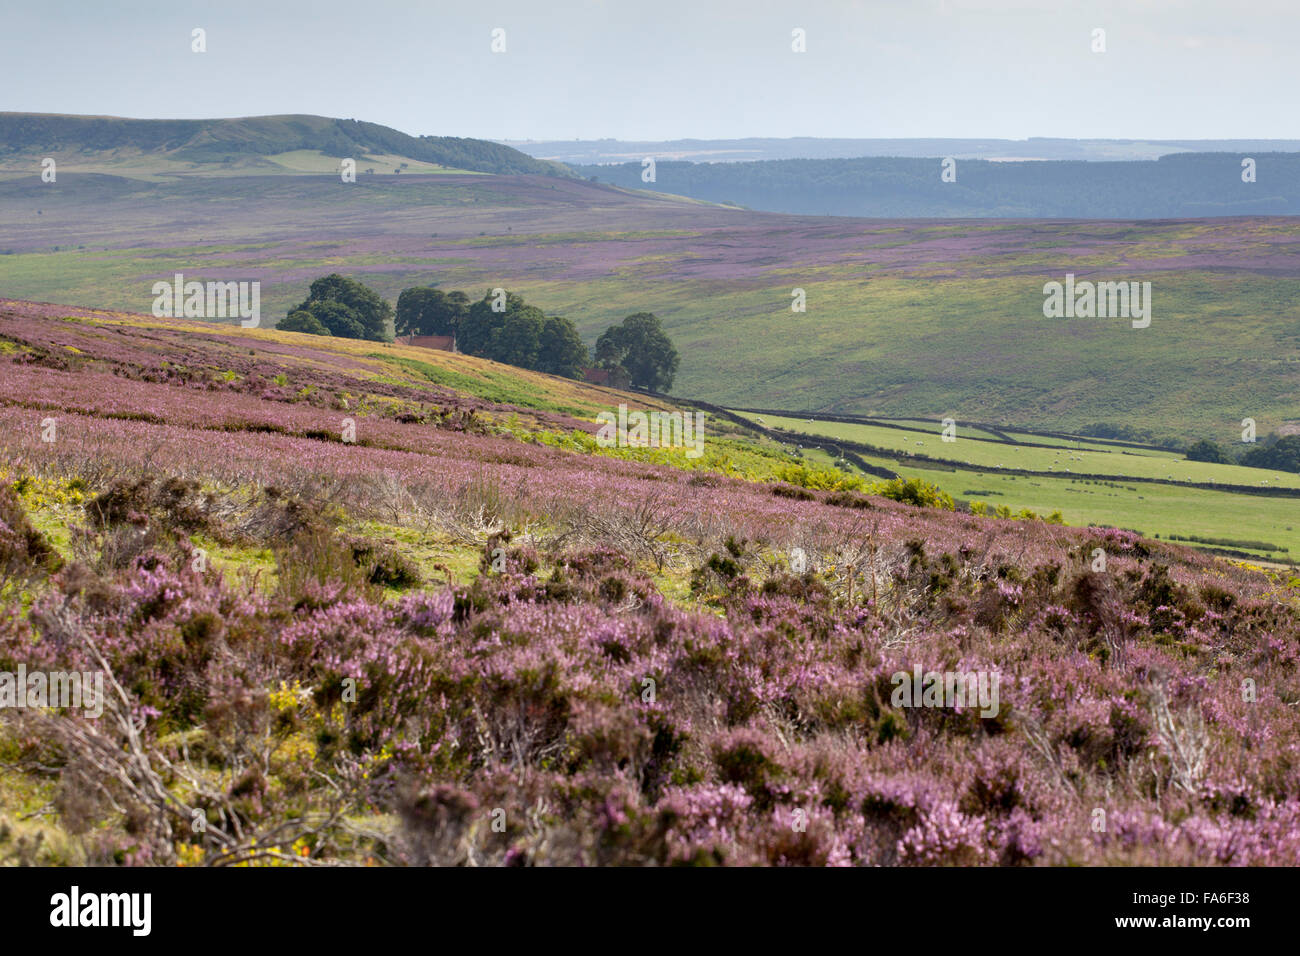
0, 299, 670, 421
0, 112, 565, 178
4, 299, 1300, 867
0, 148, 1296, 445
0, 300, 690, 615
737, 411, 1300, 562
5, 295, 1290, 565
0, 299, 887, 652
0, 148, 482, 182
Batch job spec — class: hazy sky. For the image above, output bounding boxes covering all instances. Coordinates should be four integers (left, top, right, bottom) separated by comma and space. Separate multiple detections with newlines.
3, 0, 1296, 141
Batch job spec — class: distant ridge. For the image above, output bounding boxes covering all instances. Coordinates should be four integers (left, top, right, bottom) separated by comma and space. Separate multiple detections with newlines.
568, 153, 1300, 218
504, 136, 1300, 165
0, 112, 569, 177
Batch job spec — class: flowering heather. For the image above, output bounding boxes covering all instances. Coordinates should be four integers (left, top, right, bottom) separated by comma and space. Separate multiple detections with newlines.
1, 302, 1298, 867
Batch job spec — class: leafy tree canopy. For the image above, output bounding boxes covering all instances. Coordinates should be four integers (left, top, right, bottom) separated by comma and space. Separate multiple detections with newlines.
279, 309, 332, 337
396, 287, 470, 338
454, 289, 588, 379
1241, 434, 1300, 474
286, 274, 392, 342
1186, 439, 1232, 464
537, 314, 590, 378
594, 312, 679, 392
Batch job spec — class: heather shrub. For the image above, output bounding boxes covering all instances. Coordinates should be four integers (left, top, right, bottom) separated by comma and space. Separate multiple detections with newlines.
1066, 570, 1128, 662
479, 532, 541, 578
5, 507, 1300, 865
757, 570, 831, 604
346, 535, 422, 589
760, 804, 852, 866
689, 535, 753, 598
274, 525, 380, 599
395, 784, 481, 866
1084, 527, 1151, 559
959, 751, 1027, 818
5, 309, 1300, 865
86, 522, 169, 572
239, 486, 327, 543
712, 728, 784, 809
824, 489, 874, 509
0, 483, 62, 585
771, 483, 814, 501
896, 799, 995, 865
658, 782, 753, 863
84, 476, 209, 534
691, 551, 742, 590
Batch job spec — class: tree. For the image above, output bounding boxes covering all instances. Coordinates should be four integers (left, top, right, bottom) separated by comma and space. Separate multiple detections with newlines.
1186, 439, 1231, 464
452, 290, 591, 379
459, 290, 524, 360
537, 314, 589, 378
491, 304, 547, 368
594, 312, 679, 391
1241, 434, 1300, 473
305, 300, 366, 339
286, 274, 392, 342
278, 309, 332, 336
396, 287, 469, 339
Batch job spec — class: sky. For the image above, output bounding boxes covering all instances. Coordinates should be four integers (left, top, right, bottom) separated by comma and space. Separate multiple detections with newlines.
2, 0, 1296, 142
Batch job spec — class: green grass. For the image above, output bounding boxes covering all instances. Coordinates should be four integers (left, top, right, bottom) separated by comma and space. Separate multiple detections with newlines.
741, 413, 1300, 490
372, 352, 583, 414
741, 413, 1300, 562
348, 520, 482, 587
4, 169, 1298, 448
477, 266, 1300, 448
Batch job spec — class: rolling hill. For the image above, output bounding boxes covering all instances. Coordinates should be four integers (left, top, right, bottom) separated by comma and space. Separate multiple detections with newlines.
2, 297, 1299, 867
1, 113, 1297, 450
0, 112, 569, 179
573, 153, 1300, 218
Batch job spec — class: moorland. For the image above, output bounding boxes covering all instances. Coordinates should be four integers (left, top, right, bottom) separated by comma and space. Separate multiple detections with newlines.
1, 113, 1298, 866
1, 299, 1298, 866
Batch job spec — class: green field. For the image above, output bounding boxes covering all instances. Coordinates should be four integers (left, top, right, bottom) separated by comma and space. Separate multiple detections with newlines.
742, 413, 1300, 489
734, 411, 1300, 562
3, 167, 1298, 447
2, 122, 1299, 565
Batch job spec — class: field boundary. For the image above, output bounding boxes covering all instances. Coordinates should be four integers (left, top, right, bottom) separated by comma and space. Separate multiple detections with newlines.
731, 406, 1185, 454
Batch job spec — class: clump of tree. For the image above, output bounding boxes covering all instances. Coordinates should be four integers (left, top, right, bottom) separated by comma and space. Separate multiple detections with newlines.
390, 284, 681, 387
396, 287, 469, 339
1080, 422, 1157, 444
279, 309, 332, 336
1241, 434, 1300, 473
1185, 439, 1233, 464
281, 274, 393, 341
595, 312, 679, 392
454, 290, 590, 379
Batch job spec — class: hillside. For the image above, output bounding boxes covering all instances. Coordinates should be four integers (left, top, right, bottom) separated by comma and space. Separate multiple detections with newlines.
727, 410, 1300, 566
2, 298, 1299, 867
1, 112, 1297, 446
0, 112, 568, 179
1, 161, 1296, 445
